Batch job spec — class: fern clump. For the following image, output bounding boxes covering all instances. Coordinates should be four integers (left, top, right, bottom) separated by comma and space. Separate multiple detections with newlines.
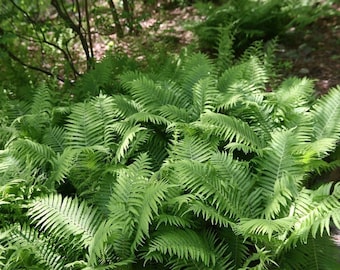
1, 42, 340, 269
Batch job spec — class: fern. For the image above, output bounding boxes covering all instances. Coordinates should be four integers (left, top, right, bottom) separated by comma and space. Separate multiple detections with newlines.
27, 194, 103, 248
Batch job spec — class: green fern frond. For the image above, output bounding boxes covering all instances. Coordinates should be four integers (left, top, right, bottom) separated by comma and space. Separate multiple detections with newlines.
126, 112, 170, 126
179, 53, 215, 104
110, 123, 148, 162
168, 136, 215, 163
188, 200, 235, 227
311, 86, 340, 142
42, 126, 66, 153
238, 217, 294, 241
107, 154, 168, 250
65, 102, 105, 148
159, 104, 192, 123
218, 56, 267, 93
288, 183, 340, 245
131, 177, 168, 250
112, 95, 141, 119
30, 84, 52, 115
255, 129, 304, 218
10, 138, 56, 168
191, 77, 219, 118
49, 147, 79, 184
146, 228, 222, 268
3, 224, 65, 270
278, 234, 340, 270
216, 25, 235, 72
27, 194, 103, 248
198, 111, 264, 153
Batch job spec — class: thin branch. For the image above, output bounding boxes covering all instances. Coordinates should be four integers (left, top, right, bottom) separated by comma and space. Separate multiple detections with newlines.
0, 42, 64, 82
108, 0, 124, 38
51, 0, 91, 68
84, 0, 94, 63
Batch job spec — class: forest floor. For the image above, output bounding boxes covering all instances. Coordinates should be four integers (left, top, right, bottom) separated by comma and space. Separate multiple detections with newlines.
97, 3, 340, 95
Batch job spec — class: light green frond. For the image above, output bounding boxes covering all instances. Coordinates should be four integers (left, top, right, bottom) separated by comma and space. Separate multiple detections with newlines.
288, 183, 340, 245
179, 53, 215, 104
145, 228, 227, 268
120, 74, 183, 112
65, 102, 105, 148
218, 56, 267, 93
188, 200, 235, 227
198, 111, 264, 153
27, 194, 103, 248
112, 95, 141, 118
159, 104, 192, 123
191, 77, 219, 118
311, 86, 340, 142
255, 129, 303, 194
113, 124, 148, 162
3, 224, 65, 270
42, 126, 66, 153
274, 77, 314, 109
238, 217, 295, 241
168, 136, 215, 163
131, 178, 168, 250
49, 147, 79, 184
30, 84, 52, 115
126, 112, 170, 126
10, 138, 56, 168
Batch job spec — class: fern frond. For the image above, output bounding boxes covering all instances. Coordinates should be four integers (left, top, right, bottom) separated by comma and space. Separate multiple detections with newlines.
311, 86, 340, 142
191, 77, 219, 118
65, 102, 105, 148
198, 111, 264, 153
288, 183, 340, 245
112, 123, 148, 162
112, 95, 141, 118
42, 126, 66, 153
146, 228, 223, 268
168, 136, 215, 163
27, 194, 103, 248
278, 234, 340, 270
30, 84, 52, 115
126, 112, 170, 126
218, 56, 267, 92
216, 25, 235, 72
49, 147, 79, 184
255, 129, 304, 218
159, 104, 192, 123
3, 224, 65, 270
131, 177, 168, 250
238, 217, 294, 241
10, 138, 56, 168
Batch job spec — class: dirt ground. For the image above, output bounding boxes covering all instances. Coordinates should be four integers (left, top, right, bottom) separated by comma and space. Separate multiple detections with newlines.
276, 8, 340, 95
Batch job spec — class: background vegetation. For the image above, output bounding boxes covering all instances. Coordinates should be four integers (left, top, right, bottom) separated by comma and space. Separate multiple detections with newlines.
1, 0, 340, 269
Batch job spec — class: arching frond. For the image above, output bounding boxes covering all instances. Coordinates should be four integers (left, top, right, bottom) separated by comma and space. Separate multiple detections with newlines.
2, 224, 65, 270
255, 129, 304, 218
191, 77, 219, 118
197, 111, 264, 153
10, 138, 56, 168
27, 194, 103, 248
311, 86, 340, 142
42, 126, 66, 153
30, 84, 52, 115
179, 53, 215, 104
65, 102, 105, 148
145, 228, 230, 269
168, 136, 215, 163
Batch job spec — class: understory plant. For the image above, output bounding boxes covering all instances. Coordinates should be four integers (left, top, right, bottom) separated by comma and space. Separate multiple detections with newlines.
0, 45, 340, 269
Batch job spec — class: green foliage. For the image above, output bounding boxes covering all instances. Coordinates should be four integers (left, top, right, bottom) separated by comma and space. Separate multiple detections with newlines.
194, 0, 334, 56
1, 41, 340, 269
